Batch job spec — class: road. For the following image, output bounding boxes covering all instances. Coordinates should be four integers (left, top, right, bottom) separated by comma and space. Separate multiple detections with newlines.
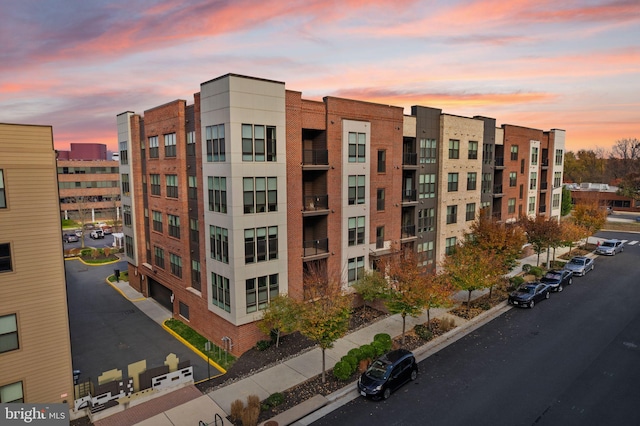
313, 231, 640, 426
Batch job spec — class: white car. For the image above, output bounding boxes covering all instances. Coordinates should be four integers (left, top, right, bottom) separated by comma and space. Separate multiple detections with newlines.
90, 229, 104, 239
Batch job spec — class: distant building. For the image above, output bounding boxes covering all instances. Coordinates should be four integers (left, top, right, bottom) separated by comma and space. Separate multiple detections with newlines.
57, 143, 107, 160
0, 123, 74, 404
569, 182, 640, 211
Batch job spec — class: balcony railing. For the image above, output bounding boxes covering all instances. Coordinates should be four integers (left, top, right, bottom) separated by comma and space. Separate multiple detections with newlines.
539, 205, 547, 213
401, 225, 416, 239
403, 152, 418, 166
493, 185, 503, 194
303, 194, 328, 211
495, 157, 504, 167
303, 238, 329, 257
402, 189, 417, 202
540, 182, 548, 190
302, 149, 328, 165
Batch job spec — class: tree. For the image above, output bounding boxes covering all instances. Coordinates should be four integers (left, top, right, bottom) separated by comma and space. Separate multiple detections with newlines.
571, 202, 607, 245
519, 215, 556, 266
467, 212, 526, 273
352, 270, 387, 314
74, 196, 91, 248
609, 137, 640, 179
561, 186, 573, 216
297, 265, 352, 383
616, 172, 640, 201
560, 221, 588, 256
257, 294, 300, 348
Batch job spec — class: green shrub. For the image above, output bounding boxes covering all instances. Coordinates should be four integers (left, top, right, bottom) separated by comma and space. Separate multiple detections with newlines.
341, 354, 358, 370
414, 324, 433, 341
510, 275, 525, 286
371, 340, 386, 356
264, 392, 284, 408
373, 333, 392, 352
333, 360, 353, 381
360, 344, 376, 360
529, 266, 544, 278
255, 340, 272, 351
347, 347, 363, 361
522, 264, 532, 273
80, 248, 93, 257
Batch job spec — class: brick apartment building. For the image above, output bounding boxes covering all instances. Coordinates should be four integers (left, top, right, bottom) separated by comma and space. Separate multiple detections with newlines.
116, 73, 564, 355
0, 123, 74, 404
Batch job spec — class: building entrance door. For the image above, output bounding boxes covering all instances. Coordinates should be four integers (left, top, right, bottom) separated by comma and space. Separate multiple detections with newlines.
148, 278, 173, 311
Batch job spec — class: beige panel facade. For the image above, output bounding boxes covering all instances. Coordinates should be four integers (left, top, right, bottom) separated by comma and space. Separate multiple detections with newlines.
0, 123, 74, 404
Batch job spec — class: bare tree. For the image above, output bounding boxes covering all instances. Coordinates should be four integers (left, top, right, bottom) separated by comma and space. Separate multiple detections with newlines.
74, 196, 91, 248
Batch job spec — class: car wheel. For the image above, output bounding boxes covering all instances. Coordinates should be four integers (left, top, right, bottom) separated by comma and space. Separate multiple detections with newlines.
410, 370, 418, 381
529, 300, 535, 308
383, 388, 391, 400
558, 285, 563, 292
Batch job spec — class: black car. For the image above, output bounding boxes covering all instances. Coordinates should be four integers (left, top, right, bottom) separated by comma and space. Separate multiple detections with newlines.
540, 269, 573, 292
357, 349, 418, 400
508, 283, 551, 308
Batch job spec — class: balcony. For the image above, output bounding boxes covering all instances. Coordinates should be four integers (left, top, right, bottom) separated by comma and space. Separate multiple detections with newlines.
540, 181, 548, 192
303, 238, 329, 259
495, 157, 505, 169
539, 205, 547, 214
401, 224, 416, 240
402, 189, 417, 203
302, 194, 329, 216
493, 185, 503, 197
302, 149, 329, 169
402, 152, 418, 168
541, 158, 549, 169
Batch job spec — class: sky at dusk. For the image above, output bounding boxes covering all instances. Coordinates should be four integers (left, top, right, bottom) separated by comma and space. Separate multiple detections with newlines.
1, 0, 639, 154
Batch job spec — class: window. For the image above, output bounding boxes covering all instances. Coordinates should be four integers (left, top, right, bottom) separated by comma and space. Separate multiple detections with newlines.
554, 172, 562, 188
152, 211, 162, 233
531, 147, 539, 165
243, 177, 277, 213
121, 174, 130, 196
348, 216, 365, 246
206, 124, 226, 162
348, 132, 366, 163
188, 176, 197, 200
519, 184, 524, 199
190, 219, 199, 243
467, 172, 477, 191
377, 150, 386, 172
170, 253, 182, 277
191, 260, 201, 291
119, 141, 128, 165
166, 175, 178, 198
244, 226, 278, 264
246, 274, 279, 313
509, 172, 517, 187
482, 143, 493, 164
468, 141, 478, 159
150, 174, 161, 196
417, 241, 434, 265
211, 272, 231, 312
528, 196, 536, 213
168, 214, 180, 239
377, 188, 385, 211
448, 139, 459, 159
125, 235, 134, 258
445, 237, 457, 255
179, 301, 189, 319
530, 172, 537, 190
419, 138, 436, 164
521, 159, 525, 174
555, 149, 563, 166
508, 198, 516, 214
187, 131, 196, 156
164, 133, 176, 157
0, 381, 23, 403
242, 124, 276, 162
376, 226, 384, 249
510, 145, 518, 161
154, 246, 165, 268
446, 205, 457, 224
466, 203, 476, 221
123, 205, 132, 227
418, 208, 435, 232
553, 193, 560, 208
447, 173, 459, 192
210, 226, 229, 264
208, 177, 227, 213
0, 169, 5, 208
0, 314, 19, 353
482, 173, 492, 193
348, 175, 365, 205
348, 256, 365, 283
149, 136, 159, 158
419, 174, 436, 198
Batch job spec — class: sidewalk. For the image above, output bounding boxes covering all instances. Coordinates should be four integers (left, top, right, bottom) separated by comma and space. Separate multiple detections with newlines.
94, 243, 595, 426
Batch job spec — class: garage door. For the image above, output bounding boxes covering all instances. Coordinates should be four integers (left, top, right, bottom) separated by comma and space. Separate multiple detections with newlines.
148, 278, 173, 311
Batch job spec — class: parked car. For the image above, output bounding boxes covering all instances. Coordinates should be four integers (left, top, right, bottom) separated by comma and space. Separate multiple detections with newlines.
74, 229, 83, 237
564, 256, 594, 276
595, 239, 624, 256
540, 269, 573, 292
508, 283, 551, 308
101, 226, 113, 235
357, 349, 418, 400
63, 233, 79, 243
89, 229, 104, 239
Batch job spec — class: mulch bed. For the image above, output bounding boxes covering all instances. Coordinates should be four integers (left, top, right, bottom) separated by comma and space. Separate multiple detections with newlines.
449, 289, 509, 320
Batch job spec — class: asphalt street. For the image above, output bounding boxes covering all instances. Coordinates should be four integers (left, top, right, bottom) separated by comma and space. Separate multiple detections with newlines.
65, 259, 219, 386
312, 231, 640, 426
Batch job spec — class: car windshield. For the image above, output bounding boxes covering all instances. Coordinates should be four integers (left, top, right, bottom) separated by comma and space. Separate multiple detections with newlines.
602, 242, 614, 247
569, 259, 585, 265
366, 360, 390, 379
519, 286, 535, 294
544, 273, 561, 280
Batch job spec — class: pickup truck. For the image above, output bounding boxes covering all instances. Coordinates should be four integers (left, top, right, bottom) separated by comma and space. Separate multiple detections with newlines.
89, 229, 104, 239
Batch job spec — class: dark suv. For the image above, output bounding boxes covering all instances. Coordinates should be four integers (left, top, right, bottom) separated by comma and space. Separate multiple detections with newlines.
357, 349, 418, 400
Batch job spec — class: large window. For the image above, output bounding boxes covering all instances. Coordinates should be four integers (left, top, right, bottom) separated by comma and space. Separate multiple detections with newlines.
530, 172, 537, 190
510, 145, 519, 161
208, 177, 227, 213
467, 172, 477, 191
191, 260, 201, 291
170, 253, 182, 278
446, 205, 457, 224
419, 138, 436, 164
150, 174, 161, 196
417, 241, 434, 266
121, 174, 130, 196
211, 273, 231, 312
242, 124, 276, 162
554, 172, 562, 188
377, 150, 386, 173
555, 149, 563, 166
119, 141, 128, 165
125, 235, 134, 258
531, 147, 539, 165
243, 177, 277, 213
179, 302, 189, 320
348, 256, 365, 283
418, 208, 435, 232
190, 219, 199, 243
244, 226, 278, 264
0, 314, 19, 354
123, 204, 132, 227
168, 214, 180, 239
166, 175, 178, 198
468, 141, 478, 159
508, 198, 516, 214
419, 173, 436, 198
0, 169, 5, 208
447, 173, 459, 192
210, 225, 229, 264
348, 132, 366, 163
187, 131, 196, 156
528, 196, 536, 213
509, 172, 517, 187
553, 193, 560, 208
188, 176, 197, 200
246, 274, 279, 313
376, 226, 384, 249
152, 211, 162, 233
0, 381, 23, 403
154, 246, 165, 269
445, 237, 457, 255
348, 175, 366, 205
149, 136, 159, 158
164, 133, 176, 157
448, 139, 460, 159
377, 188, 385, 211
206, 124, 225, 162
466, 203, 476, 221
348, 216, 365, 246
